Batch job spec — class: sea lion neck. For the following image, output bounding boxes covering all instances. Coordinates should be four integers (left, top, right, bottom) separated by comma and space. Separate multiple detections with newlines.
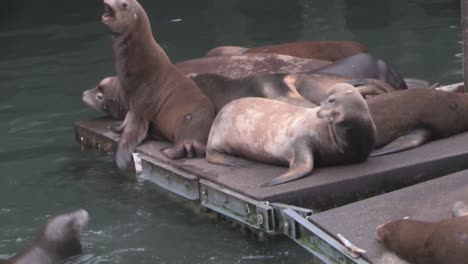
111, 9, 172, 94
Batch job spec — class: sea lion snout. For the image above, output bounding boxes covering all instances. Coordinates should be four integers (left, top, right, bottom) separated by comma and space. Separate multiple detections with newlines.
71, 209, 90, 232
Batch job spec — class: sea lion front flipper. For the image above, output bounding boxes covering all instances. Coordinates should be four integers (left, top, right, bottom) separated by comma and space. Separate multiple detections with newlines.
111, 112, 131, 134
110, 121, 124, 133
452, 201, 468, 217
115, 114, 149, 170
370, 129, 432, 157
205, 149, 251, 167
345, 79, 388, 98
261, 145, 314, 187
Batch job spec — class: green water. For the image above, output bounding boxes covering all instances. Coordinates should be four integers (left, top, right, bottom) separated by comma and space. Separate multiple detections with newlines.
0, 0, 462, 263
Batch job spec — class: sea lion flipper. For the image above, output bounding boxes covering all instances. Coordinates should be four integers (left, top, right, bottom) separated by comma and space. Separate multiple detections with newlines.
161, 140, 207, 160
262, 146, 314, 187
452, 201, 468, 217
370, 129, 431, 157
205, 149, 251, 167
115, 115, 149, 170
110, 121, 124, 134
346, 79, 389, 98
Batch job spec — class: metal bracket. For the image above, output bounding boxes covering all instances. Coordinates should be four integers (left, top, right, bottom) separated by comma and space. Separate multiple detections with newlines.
199, 180, 276, 233
281, 208, 371, 264
138, 154, 200, 201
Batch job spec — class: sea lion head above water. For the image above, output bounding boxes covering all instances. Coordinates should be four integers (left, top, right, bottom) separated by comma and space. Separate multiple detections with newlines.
2, 209, 89, 264
102, 0, 144, 35
82, 76, 127, 120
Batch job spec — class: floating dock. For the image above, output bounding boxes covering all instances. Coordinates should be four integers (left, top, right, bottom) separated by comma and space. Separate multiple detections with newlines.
75, 116, 468, 264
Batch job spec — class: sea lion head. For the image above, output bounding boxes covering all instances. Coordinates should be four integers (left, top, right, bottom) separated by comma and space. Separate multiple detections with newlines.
316, 83, 364, 123
102, 0, 142, 35
317, 83, 376, 159
82, 76, 127, 120
38, 209, 89, 260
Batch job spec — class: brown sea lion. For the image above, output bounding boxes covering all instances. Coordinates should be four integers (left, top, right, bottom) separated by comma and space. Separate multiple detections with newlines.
102, 0, 215, 169
206, 83, 377, 187
204, 41, 368, 62
176, 53, 331, 79
0, 209, 89, 264
82, 76, 126, 120
366, 88, 468, 156
377, 203, 468, 264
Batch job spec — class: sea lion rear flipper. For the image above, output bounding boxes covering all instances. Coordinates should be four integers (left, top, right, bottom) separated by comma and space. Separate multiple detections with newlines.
205, 149, 251, 167
115, 115, 149, 170
262, 146, 314, 187
370, 129, 432, 157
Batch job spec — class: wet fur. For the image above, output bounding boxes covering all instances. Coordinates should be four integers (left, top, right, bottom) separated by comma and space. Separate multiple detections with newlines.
103, 0, 215, 169
1, 210, 88, 264
377, 215, 468, 264
206, 84, 376, 187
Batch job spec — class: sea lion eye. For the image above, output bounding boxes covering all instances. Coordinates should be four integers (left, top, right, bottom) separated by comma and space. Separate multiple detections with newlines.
328, 98, 336, 104
96, 93, 104, 101
122, 1, 128, 8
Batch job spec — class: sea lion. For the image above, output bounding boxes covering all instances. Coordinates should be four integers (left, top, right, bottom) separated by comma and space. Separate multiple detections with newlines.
376, 204, 468, 264
0, 209, 89, 264
176, 53, 331, 79
206, 83, 377, 187
366, 88, 468, 156
191, 73, 395, 112
314, 53, 408, 90
82, 76, 126, 120
102, 0, 215, 169
204, 41, 368, 62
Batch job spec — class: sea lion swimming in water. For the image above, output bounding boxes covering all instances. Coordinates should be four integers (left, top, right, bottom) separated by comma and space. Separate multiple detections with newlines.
102, 0, 215, 169
204, 41, 368, 62
376, 202, 468, 264
0, 209, 89, 264
206, 83, 377, 187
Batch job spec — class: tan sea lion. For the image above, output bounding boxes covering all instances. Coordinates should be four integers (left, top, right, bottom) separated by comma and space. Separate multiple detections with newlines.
102, 0, 215, 169
377, 202, 468, 264
204, 41, 368, 62
0, 210, 89, 264
206, 83, 377, 187
82, 76, 126, 120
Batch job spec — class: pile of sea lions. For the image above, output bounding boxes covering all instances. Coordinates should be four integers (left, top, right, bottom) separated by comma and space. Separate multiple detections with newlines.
79, 0, 468, 262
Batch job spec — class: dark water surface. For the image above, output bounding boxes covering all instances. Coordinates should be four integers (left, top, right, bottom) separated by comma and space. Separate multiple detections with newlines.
0, 0, 462, 263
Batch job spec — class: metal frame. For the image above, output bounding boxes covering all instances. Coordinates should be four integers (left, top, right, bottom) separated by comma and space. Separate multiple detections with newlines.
137, 154, 370, 264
